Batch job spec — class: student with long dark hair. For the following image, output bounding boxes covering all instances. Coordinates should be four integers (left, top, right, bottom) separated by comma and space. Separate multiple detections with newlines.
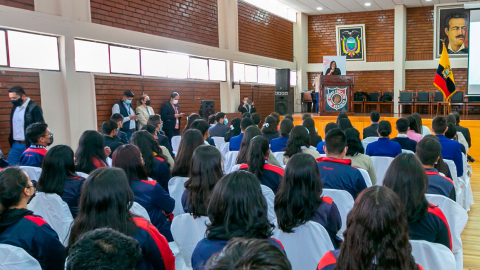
75, 130, 108, 174
182, 113, 201, 134
406, 115, 422, 142
141, 125, 175, 170
318, 186, 422, 270
412, 112, 431, 136
337, 118, 353, 131
270, 119, 294, 152
112, 145, 175, 242
343, 128, 377, 185
37, 145, 85, 217
67, 167, 175, 269
191, 171, 283, 270
147, 114, 174, 157
0, 167, 66, 270
336, 113, 348, 125
172, 129, 205, 177
365, 121, 402, 158
130, 131, 171, 191
239, 135, 284, 194
275, 153, 342, 248
224, 117, 241, 143
261, 116, 279, 142
182, 145, 223, 217
283, 125, 321, 165
303, 117, 322, 146
383, 154, 452, 250
236, 126, 280, 167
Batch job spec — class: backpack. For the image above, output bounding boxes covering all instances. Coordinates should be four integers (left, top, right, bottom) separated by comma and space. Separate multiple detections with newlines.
354, 91, 369, 101
380, 94, 393, 102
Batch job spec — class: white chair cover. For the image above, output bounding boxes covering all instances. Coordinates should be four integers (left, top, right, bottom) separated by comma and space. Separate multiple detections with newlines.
27, 192, 73, 246
272, 220, 334, 270
321, 189, 354, 240
273, 152, 285, 167
319, 154, 327, 158
370, 156, 394, 186
220, 142, 230, 159
357, 168, 372, 187
0, 244, 41, 270
402, 149, 415, 155
230, 164, 241, 173
422, 125, 432, 136
20, 166, 42, 182
443, 159, 463, 207
75, 172, 89, 179
168, 242, 186, 270
426, 194, 468, 270
130, 202, 151, 222
168, 177, 190, 217
361, 137, 379, 151
171, 214, 209, 268
171, 136, 182, 153
460, 153, 474, 211
223, 151, 239, 174
261, 185, 276, 222
211, 137, 225, 151
410, 240, 456, 270
106, 157, 112, 167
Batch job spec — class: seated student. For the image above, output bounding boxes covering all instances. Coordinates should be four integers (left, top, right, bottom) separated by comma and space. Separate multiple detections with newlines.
383, 154, 452, 250
110, 113, 128, 144
191, 171, 283, 270
67, 167, 175, 269
450, 111, 471, 150
406, 115, 423, 143
101, 120, 123, 159
236, 126, 280, 166
445, 123, 466, 154
275, 153, 342, 248
317, 186, 423, 270
446, 115, 469, 153
0, 150, 9, 168
365, 121, 402, 158
182, 145, 223, 216
207, 238, 292, 270
66, 228, 142, 270
283, 126, 321, 165
261, 116, 280, 142
303, 117, 322, 146
270, 119, 294, 152
284, 114, 294, 122
270, 112, 280, 129
412, 112, 431, 136
191, 119, 215, 146
317, 129, 367, 199
147, 114, 174, 157
317, 123, 337, 154
182, 113, 201, 134
391, 118, 417, 152
302, 113, 311, 120
344, 128, 377, 185
112, 145, 175, 242
130, 131, 171, 191
363, 110, 380, 139
432, 116, 463, 178
209, 112, 230, 138
336, 113, 348, 125
338, 118, 353, 131
140, 125, 175, 170
416, 136, 456, 201
172, 129, 205, 177
0, 167, 66, 270
224, 117, 241, 143
251, 113, 261, 127
208, 114, 216, 127
37, 145, 85, 218
75, 130, 108, 174
239, 136, 283, 194
229, 117, 254, 151
19, 122, 52, 167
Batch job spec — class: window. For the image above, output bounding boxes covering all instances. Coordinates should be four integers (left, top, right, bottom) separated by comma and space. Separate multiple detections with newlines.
258, 67, 270, 84
109, 46, 140, 75
244, 65, 257, 83
0, 31, 7, 66
74, 40, 110, 73
233, 63, 245, 82
167, 53, 189, 79
7, 30, 59, 70
268, 68, 276, 85
189, 57, 209, 80
243, 0, 298, 22
290, 71, 297, 86
141, 49, 167, 77
209, 59, 226, 81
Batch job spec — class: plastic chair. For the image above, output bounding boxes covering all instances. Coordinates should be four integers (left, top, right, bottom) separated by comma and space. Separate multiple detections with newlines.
27, 192, 73, 246
220, 142, 230, 159
361, 137, 379, 151
459, 153, 474, 211
402, 149, 415, 155
443, 159, 463, 207
75, 172, 89, 179
168, 176, 189, 216
272, 220, 334, 270
357, 168, 373, 187
261, 185, 276, 222
211, 137, 225, 151
422, 125, 432, 136
0, 244, 41, 270
171, 136, 182, 153
130, 202, 151, 222
410, 240, 456, 270
273, 152, 285, 167
20, 166, 42, 182
230, 164, 241, 173
171, 214, 209, 269
168, 242, 185, 270
223, 151, 239, 174
370, 156, 394, 186
322, 189, 354, 240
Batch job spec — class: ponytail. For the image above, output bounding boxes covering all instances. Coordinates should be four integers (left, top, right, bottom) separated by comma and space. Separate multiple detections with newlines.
247, 136, 270, 180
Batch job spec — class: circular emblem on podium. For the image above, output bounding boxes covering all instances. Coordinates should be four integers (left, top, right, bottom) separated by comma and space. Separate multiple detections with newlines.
326, 87, 348, 110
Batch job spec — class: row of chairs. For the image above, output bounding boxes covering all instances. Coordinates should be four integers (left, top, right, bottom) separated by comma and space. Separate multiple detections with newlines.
354, 91, 394, 113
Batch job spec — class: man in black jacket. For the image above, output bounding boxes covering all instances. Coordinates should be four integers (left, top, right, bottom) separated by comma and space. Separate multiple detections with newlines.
102, 120, 123, 159
209, 112, 230, 137
363, 110, 380, 139
8, 86, 44, 165
238, 96, 256, 114
450, 111, 474, 162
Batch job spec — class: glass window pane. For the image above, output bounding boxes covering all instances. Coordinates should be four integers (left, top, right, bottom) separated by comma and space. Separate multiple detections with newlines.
7, 31, 59, 70
244, 65, 257, 83
0, 31, 7, 66
209, 60, 226, 81
109, 46, 140, 75
167, 53, 189, 79
290, 71, 297, 86
74, 40, 110, 73
233, 63, 245, 82
258, 67, 269, 84
189, 58, 209, 80
268, 68, 276, 85
141, 49, 167, 77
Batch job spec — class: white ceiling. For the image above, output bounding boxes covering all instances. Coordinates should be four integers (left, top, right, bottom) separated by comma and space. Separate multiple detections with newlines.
277, 0, 472, 15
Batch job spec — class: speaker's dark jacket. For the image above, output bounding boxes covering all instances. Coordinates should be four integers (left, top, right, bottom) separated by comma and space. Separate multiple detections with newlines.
456, 124, 471, 147
160, 102, 182, 131
209, 123, 230, 137
9, 100, 44, 148
363, 124, 379, 139
237, 103, 256, 114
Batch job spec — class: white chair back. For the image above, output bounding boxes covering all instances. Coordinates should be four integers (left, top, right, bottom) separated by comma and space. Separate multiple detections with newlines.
230, 164, 242, 173
410, 240, 456, 270
106, 157, 112, 167
273, 152, 285, 167
261, 185, 276, 222
357, 168, 373, 187
272, 220, 334, 270
75, 172, 89, 178
361, 137, 379, 151
27, 192, 73, 246
321, 189, 354, 240
319, 154, 327, 158
171, 136, 182, 153
0, 244, 41, 270
223, 151, 239, 174
130, 202, 151, 222
422, 125, 432, 136
168, 177, 190, 216
443, 159, 462, 206
370, 156, 394, 186
211, 137, 225, 151
20, 166, 42, 182
168, 242, 185, 270
171, 214, 209, 268
220, 142, 230, 158
402, 149, 415, 155
460, 153, 474, 211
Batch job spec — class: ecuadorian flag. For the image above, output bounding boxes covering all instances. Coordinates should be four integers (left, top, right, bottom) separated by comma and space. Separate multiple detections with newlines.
434, 44, 456, 100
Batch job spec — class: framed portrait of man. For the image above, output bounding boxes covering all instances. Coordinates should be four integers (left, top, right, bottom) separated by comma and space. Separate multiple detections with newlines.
435, 4, 469, 58
336, 24, 366, 61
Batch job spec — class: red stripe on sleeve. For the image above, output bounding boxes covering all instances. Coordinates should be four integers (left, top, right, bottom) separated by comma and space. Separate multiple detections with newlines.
24, 148, 47, 156
418, 265, 424, 270
155, 157, 165, 162
268, 238, 284, 250
427, 204, 452, 250
92, 158, 106, 168
264, 164, 284, 176
24, 215, 47, 226
317, 251, 337, 270
141, 180, 157, 186
239, 164, 249, 170
425, 171, 454, 185
322, 196, 333, 205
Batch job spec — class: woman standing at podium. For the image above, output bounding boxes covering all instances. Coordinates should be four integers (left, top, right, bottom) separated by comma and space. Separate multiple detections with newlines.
325, 61, 341, 75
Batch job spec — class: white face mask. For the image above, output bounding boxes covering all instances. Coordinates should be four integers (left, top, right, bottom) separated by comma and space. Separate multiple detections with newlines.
173, 99, 179, 105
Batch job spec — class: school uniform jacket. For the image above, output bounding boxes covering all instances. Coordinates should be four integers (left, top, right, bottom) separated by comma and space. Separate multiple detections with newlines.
238, 164, 284, 194
425, 168, 456, 201
362, 123, 378, 139
270, 135, 289, 152
409, 204, 452, 250
316, 141, 326, 154
0, 215, 66, 270
316, 157, 367, 199
149, 156, 172, 192
262, 131, 279, 142
209, 123, 230, 138
130, 180, 175, 242
19, 145, 47, 167
390, 135, 417, 152
311, 196, 343, 249
228, 133, 244, 151
436, 135, 464, 177
365, 138, 402, 158
62, 176, 85, 218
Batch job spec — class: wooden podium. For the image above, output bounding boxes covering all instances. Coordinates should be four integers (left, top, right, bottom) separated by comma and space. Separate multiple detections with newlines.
318, 75, 355, 116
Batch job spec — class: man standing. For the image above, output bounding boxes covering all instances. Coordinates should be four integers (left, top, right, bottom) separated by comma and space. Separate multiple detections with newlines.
444, 13, 469, 54
363, 110, 380, 139
209, 112, 230, 137
112, 90, 138, 141
238, 96, 256, 114
8, 86, 44, 165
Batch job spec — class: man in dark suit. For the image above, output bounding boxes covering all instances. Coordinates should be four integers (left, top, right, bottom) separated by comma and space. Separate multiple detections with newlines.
8, 86, 44, 165
391, 118, 417, 153
209, 112, 230, 137
102, 120, 123, 159
450, 111, 473, 162
110, 113, 129, 144
238, 96, 256, 114
363, 110, 380, 139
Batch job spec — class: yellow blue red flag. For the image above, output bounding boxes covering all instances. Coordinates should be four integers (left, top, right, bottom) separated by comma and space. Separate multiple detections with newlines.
434, 44, 456, 100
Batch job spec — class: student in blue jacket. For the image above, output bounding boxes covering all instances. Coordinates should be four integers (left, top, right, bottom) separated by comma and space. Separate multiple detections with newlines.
229, 118, 254, 151
112, 145, 175, 242
67, 167, 175, 270
191, 171, 284, 270
37, 145, 85, 218
317, 122, 338, 154
19, 122, 53, 167
432, 116, 464, 178
365, 120, 402, 158
0, 167, 66, 270
270, 119, 294, 152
